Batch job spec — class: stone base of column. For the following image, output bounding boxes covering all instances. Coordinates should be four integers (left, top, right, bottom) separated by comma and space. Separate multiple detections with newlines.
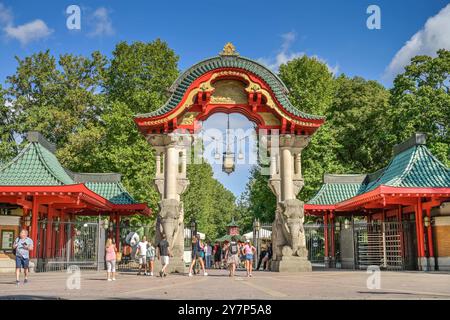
152, 257, 187, 274
271, 256, 312, 272
418, 257, 435, 271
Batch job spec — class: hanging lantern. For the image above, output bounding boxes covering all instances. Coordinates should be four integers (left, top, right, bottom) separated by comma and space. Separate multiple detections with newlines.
222, 151, 235, 174
222, 113, 235, 174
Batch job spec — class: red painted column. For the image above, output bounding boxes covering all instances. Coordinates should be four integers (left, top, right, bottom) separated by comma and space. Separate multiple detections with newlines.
426, 207, 434, 258
45, 206, 54, 258
417, 199, 425, 258
414, 204, 421, 258
115, 213, 120, 248
414, 198, 425, 270
30, 196, 39, 259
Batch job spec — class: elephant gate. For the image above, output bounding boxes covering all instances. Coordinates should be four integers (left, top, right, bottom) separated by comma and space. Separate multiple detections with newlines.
133, 43, 325, 273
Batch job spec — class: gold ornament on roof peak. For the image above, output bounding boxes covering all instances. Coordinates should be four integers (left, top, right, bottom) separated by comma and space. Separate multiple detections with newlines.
220, 42, 239, 56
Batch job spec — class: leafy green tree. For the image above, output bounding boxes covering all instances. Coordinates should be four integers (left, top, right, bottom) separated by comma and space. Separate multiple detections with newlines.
0, 85, 17, 164
279, 55, 335, 115
389, 49, 450, 166
106, 39, 179, 114
329, 75, 392, 171
5, 50, 107, 146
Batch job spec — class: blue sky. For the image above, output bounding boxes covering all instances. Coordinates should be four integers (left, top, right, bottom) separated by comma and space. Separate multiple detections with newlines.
1, 0, 449, 196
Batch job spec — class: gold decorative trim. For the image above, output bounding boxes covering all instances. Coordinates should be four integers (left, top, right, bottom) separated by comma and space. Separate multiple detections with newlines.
179, 112, 198, 125
219, 42, 239, 56
141, 70, 318, 128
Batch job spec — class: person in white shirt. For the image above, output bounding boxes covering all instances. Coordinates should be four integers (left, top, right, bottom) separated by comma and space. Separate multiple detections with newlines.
135, 236, 148, 276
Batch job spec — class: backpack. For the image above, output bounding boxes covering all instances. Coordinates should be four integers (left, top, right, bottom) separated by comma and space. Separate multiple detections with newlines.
230, 241, 238, 255
12, 237, 19, 256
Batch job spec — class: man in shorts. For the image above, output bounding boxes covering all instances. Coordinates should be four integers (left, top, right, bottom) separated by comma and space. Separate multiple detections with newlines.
13, 229, 34, 285
136, 236, 148, 276
157, 234, 171, 277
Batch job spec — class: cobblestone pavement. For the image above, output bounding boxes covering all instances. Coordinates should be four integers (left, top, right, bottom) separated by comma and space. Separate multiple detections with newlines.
0, 268, 449, 300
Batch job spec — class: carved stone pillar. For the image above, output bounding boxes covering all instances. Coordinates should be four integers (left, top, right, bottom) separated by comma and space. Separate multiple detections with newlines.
268, 134, 312, 272
146, 133, 193, 273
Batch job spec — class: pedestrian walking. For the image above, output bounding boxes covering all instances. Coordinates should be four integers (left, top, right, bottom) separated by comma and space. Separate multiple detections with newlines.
157, 234, 171, 277
205, 242, 212, 269
146, 241, 156, 276
13, 229, 33, 286
213, 242, 221, 269
257, 245, 267, 271
188, 235, 208, 277
136, 236, 148, 275
105, 238, 117, 281
225, 240, 240, 277
243, 240, 256, 277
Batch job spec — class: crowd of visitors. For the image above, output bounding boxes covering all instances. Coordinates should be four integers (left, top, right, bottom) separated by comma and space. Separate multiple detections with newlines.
12, 228, 272, 284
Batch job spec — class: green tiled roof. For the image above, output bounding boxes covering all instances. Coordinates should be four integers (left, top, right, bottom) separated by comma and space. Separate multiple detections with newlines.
307, 134, 450, 206
307, 182, 362, 205
0, 142, 74, 186
135, 55, 324, 121
85, 181, 137, 205
0, 132, 140, 206
362, 144, 450, 192
226, 218, 239, 227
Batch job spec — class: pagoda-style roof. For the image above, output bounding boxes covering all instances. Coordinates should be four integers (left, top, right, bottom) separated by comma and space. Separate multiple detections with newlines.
0, 132, 74, 186
306, 133, 450, 212
216, 234, 246, 243
362, 134, 450, 192
0, 132, 150, 216
307, 174, 366, 207
226, 218, 239, 227
135, 45, 324, 122
72, 173, 137, 205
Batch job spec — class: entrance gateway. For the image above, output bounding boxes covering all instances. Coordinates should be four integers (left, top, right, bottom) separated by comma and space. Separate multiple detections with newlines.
134, 43, 325, 272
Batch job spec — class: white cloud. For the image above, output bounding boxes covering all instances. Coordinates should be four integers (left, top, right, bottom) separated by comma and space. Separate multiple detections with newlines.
88, 7, 114, 37
258, 31, 304, 71
0, 2, 53, 45
258, 31, 339, 75
0, 3, 13, 26
4, 19, 53, 45
384, 4, 450, 82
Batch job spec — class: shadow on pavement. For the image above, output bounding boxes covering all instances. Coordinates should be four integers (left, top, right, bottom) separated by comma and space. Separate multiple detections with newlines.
0, 295, 64, 300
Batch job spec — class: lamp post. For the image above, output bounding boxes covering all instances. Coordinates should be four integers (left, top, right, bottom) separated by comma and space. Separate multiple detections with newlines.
253, 218, 261, 269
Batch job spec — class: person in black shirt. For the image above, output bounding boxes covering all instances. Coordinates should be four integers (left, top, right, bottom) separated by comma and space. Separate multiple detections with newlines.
157, 234, 171, 277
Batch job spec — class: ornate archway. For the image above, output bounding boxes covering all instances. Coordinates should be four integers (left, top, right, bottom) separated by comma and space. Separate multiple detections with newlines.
134, 43, 325, 272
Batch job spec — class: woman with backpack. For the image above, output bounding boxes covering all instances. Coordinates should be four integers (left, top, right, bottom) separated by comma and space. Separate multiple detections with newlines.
225, 240, 240, 277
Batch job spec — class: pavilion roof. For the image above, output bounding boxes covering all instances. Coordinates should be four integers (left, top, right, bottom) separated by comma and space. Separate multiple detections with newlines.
72, 173, 137, 205
226, 218, 239, 227
307, 175, 366, 206
306, 133, 450, 209
0, 132, 150, 215
0, 132, 74, 186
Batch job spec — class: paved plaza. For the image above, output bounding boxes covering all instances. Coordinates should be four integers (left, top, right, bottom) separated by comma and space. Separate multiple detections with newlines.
0, 268, 449, 300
